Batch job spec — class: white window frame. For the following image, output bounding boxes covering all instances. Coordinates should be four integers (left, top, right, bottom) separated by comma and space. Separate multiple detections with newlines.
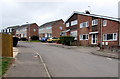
103, 20, 107, 26
66, 22, 69, 27
80, 21, 89, 28
59, 26, 63, 30
39, 28, 43, 31
92, 19, 98, 26
46, 27, 52, 30
71, 20, 78, 26
79, 34, 89, 40
103, 33, 117, 41
33, 29, 36, 32
70, 31, 77, 40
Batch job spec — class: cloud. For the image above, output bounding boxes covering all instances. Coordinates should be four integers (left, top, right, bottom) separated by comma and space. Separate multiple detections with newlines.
0, 0, 119, 30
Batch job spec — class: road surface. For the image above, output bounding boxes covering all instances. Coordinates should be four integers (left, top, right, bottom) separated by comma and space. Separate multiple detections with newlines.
17, 42, 118, 77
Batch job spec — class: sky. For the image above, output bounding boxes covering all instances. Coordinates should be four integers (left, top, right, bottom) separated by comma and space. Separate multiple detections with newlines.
0, 0, 119, 31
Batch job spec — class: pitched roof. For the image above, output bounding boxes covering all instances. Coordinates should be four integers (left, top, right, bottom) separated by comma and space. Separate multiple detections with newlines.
7, 25, 20, 29
20, 23, 36, 28
65, 11, 119, 23
40, 19, 63, 28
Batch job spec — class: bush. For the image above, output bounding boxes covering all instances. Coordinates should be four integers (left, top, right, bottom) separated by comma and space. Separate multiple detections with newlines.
19, 38, 28, 41
13, 37, 19, 47
59, 36, 75, 46
31, 36, 39, 40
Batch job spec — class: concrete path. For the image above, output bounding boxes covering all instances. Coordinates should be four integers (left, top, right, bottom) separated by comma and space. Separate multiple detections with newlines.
4, 42, 47, 77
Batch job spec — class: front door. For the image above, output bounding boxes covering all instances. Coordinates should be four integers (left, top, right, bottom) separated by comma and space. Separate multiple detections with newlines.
92, 34, 97, 44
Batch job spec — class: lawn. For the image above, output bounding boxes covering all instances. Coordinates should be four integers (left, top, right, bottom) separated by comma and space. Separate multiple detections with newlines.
0, 57, 14, 76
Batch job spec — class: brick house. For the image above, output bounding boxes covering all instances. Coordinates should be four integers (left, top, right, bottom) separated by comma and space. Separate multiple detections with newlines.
39, 19, 66, 39
64, 11, 119, 47
1, 25, 20, 35
15, 23, 39, 40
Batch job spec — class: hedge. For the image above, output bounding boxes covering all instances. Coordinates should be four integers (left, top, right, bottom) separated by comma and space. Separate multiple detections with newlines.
31, 36, 39, 40
59, 36, 75, 46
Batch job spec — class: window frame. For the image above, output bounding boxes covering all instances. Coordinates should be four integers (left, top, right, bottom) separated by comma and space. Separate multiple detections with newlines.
80, 21, 89, 28
71, 20, 78, 26
79, 34, 89, 40
70, 30, 78, 40
103, 20, 107, 26
46, 27, 52, 30
66, 22, 69, 27
92, 19, 98, 26
103, 33, 117, 41
59, 26, 63, 30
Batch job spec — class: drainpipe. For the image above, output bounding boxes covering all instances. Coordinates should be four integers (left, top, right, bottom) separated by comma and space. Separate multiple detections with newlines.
118, 20, 120, 46
100, 19, 103, 49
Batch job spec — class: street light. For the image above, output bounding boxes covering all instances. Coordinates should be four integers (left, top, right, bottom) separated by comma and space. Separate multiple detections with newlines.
26, 22, 30, 42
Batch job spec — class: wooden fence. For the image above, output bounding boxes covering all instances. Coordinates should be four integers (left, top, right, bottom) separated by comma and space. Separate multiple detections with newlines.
0, 33, 13, 57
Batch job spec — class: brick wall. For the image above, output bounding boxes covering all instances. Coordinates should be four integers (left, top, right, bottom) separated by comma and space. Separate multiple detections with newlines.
66, 13, 119, 47
27, 23, 39, 40
102, 20, 119, 46
52, 20, 66, 37
78, 15, 92, 46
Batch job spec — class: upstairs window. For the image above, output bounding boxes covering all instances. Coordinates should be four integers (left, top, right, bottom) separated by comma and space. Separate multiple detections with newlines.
103, 20, 107, 26
71, 20, 78, 26
80, 34, 89, 40
80, 21, 89, 28
103, 33, 117, 41
33, 29, 36, 32
66, 22, 69, 27
46, 27, 52, 30
59, 26, 63, 30
39, 28, 43, 31
92, 19, 98, 26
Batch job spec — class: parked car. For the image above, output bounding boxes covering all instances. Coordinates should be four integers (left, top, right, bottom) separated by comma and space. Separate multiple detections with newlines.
47, 37, 59, 43
41, 37, 48, 42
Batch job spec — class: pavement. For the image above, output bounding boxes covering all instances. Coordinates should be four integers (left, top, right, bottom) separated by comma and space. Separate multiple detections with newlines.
44, 43, 119, 59
3, 42, 48, 77
13, 47, 19, 58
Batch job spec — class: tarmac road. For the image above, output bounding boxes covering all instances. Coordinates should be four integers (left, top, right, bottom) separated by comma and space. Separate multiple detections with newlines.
26, 42, 118, 77
4, 42, 118, 78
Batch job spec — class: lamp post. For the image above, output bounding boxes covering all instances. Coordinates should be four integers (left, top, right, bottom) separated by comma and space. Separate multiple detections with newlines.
26, 22, 30, 42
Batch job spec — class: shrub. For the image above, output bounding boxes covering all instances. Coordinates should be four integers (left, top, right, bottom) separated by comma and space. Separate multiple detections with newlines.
59, 36, 75, 46
31, 36, 39, 40
13, 37, 19, 47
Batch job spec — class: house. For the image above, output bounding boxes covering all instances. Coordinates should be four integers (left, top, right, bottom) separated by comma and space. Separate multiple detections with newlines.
1, 25, 20, 35
64, 11, 119, 47
39, 19, 66, 39
15, 23, 39, 40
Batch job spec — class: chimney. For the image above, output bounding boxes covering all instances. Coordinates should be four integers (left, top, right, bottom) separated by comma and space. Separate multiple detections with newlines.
85, 10, 90, 14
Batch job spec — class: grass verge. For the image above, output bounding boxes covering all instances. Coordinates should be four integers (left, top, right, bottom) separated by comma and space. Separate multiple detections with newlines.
0, 57, 14, 76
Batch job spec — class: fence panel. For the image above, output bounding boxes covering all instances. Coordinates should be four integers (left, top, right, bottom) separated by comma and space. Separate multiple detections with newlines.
0, 33, 13, 57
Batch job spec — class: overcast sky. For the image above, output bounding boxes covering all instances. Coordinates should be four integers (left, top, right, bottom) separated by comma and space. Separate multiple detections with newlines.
0, 0, 119, 31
